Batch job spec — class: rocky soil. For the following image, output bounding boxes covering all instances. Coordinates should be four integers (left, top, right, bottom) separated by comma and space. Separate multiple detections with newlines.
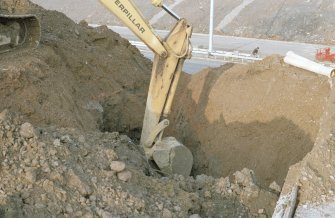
0, 110, 279, 217
1, 0, 152, 138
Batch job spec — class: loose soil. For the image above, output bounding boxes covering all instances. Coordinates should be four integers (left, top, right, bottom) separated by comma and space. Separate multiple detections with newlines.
0, 0, 152, 138
167, 56, 330, 187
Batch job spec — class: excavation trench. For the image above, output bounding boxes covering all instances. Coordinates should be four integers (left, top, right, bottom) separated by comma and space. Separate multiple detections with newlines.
100, 56, 330, 188
165, 57, 330, 187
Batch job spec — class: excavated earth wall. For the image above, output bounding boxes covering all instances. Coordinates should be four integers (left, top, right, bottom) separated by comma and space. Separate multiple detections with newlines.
0, 0, 151, 138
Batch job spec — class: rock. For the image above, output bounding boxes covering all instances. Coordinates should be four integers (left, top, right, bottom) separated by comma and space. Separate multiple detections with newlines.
49, 149, 57, 156
174, 206, 181, 212
196, 174, 214, 188
110, 132, 119, 140
20, 123, 35, 139
190, 214, 201, 218
53, 139, 61, 146
91, 177, 97, 184
0, 110, 8, 121
49, 171, 64, 183
120, 135, 131, 143
117, 170, 132, 182
67, 169, 92, 196
105, 149, 118, 161
78, 135, 85, 143
156, 202, 164, 210
66, 205, 74, 213
35, 203, 45, 209
31, 158, 39, 167
89, 195, 96, 202
110, 161, 126, 172
241, 184, 260, 199
74, 27, 80, 36
258, 208, 265, 214
74, 211, 83, 217
214, 177, 231, 194
269, 181, 281, 193
16, 184, 23, 191
234, 168, 254, 187
101, 211, 113, 218
162, 208, 173, 218
204, 191, 211, 198
60, 135, 72, 143
82, 211, 94, 218
25, 168, 37, 183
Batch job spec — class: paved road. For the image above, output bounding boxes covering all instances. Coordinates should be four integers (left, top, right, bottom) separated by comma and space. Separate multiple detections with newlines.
107, 26, 335, 74
111, 26, 335, 59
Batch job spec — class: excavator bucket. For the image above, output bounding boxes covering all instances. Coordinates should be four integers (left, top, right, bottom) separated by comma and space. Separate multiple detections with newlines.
152, 137, 193, 176
0, 14, 41, 53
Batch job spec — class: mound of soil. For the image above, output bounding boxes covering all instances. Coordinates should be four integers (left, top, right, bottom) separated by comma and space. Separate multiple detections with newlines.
275, 79, 335, 216
0, 0, 151, 138
0, 110, 279, 217
168, 56, 330, 187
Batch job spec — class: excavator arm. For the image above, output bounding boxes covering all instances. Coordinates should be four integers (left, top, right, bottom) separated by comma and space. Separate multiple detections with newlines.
100, 0, 193, 176
100, 0, 167, 56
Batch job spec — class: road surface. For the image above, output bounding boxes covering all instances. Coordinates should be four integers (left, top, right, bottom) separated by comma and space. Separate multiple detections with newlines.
111, 26, 334, 59
107, 26, 335, 74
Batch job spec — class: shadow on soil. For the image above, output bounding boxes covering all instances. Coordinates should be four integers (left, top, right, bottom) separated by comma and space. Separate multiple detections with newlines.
167, 65, 315, 187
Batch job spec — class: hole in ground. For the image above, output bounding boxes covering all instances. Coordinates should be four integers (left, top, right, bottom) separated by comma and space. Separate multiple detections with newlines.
98, 57, 330, 189
166, 60, 330, 187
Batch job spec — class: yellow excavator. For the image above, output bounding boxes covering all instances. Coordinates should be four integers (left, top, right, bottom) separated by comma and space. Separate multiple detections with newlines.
0, 14, 40, 53
100, 0, 193, 176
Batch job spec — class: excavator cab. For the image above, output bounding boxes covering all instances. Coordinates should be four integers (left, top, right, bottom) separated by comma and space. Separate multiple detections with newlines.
100, 0, 193, 176
0, 14, 41, 53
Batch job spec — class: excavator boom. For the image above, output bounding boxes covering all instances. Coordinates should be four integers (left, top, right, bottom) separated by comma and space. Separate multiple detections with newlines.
100, 0, 167, 57
100, 0, 193, 176
0, 14, 41, 53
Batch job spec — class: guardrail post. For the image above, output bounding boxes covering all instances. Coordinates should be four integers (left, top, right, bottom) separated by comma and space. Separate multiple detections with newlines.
208, 0, 214, 56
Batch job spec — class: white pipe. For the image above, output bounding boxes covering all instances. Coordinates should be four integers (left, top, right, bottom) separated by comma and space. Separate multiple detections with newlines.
272, 185, 299, 218
284, 51, 335, 78
208, 0, 214, 54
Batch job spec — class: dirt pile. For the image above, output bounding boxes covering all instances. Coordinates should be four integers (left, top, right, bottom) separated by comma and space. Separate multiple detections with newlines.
168, 56, 330, 187
1, 0, 151, 137
275, 78, 335, 216
0, 110, 279, 217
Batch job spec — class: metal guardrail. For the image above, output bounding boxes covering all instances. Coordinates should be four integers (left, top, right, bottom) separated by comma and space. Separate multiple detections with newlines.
129, 40, 263, 64
89, 24, 262, 64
